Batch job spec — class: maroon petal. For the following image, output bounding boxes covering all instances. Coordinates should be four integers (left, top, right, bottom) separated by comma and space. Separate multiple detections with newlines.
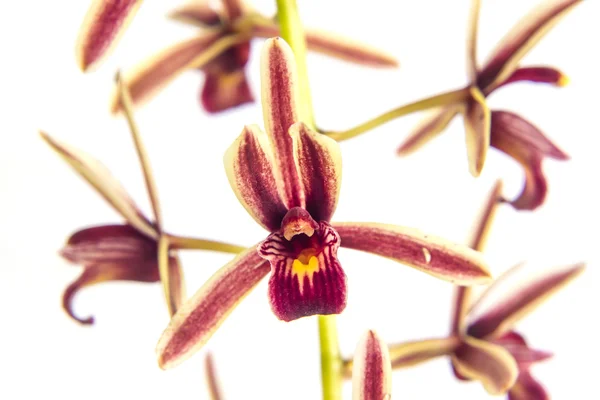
495, 66, 569, 90
352, 330, 392, 400
222, 0, 244, 21
260, 38, 305, 209
258, 221, 347, 322
291, 122, 342, 222
169, 2, 222, 26
332, 222, 491, 285
388, 337, 460, 369
76, 0, 143, 71
200, 69, 254, 113
205, 353, 224, 400
157, 247, 270, 369
467, 263, 585, 339
493, 331, 553, 369
224, 125, 288, 232
477, 0, 582, 91
490, 111, 569, 210
508, 372, 550, 400
397, 106, 462, 155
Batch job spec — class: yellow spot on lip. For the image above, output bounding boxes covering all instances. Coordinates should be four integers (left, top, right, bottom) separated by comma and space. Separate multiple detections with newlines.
292, 249, 321, 293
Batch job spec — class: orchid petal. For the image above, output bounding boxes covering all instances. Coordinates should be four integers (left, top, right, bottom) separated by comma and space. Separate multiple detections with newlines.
388, 337, 460, 369
224, 125, 288, 232
352, 330, 392, 400
169, 2, 222, 26
478, 0, 582, 91
466, 0, 481, 82
496, 66, 569, 90
110, 31, 226, 113
251, 24, 398, 68
260, 38, 305, 209
156, 247, 270, 369
467, 263, 584, 339
452, 337, 518, 395
463, 86, 490, 177
259, 221, 347, 321
490, 111, 569, 210
222, 0, 244, 21
332, 222, 491, 285
158, 237, 186, 317
291, 122, 342, 222
201, 69, 254, 113
40, 132, 157, 239
205, 353, 224, 400
493, 332, 552, 369
508, 372, 549, 400
76, 0, 143, 71
396, 106, 461, 156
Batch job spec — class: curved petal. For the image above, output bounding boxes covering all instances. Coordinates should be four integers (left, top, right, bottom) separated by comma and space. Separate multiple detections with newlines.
290, 122, 342, 222
493, 66, 569, 92
204, 353, 224, 400
466, 0, 482, 82
251, 24, 398, 68
478, 0, 583, 91
260, 38, 305, 209
158, 237, 186, 317
388, 337, 460, 369
224, 125, 288, 232
352, 330, 392, 400
76, 0, 143, 71
467, 263, 585, 339
396, 106, 461, 156
508, 372, 549, 400
222, 0, 244, 21
40, 132, 157, 239
490, 111, 569, 210
110, 30, 226, 113
451, 337, 518, 395
332, 222, 491, 285
463, 86, 490, 177
492, 332, 552, 369
156, 247, 270, 370
201, 69, 254, 113
169, 2, 222, 26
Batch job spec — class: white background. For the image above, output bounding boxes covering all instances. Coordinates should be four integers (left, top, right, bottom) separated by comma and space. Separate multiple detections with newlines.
1, 0, 598, 399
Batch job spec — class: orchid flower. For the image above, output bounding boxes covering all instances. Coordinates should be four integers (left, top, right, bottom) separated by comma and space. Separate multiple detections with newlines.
110, 0, 398, 114
76, 0, 143, 71
345, 183, 585, 398
155, 37, 492, 370
41, 75, 244, 324
397, 0, 578, 209
199, 330, 391, 400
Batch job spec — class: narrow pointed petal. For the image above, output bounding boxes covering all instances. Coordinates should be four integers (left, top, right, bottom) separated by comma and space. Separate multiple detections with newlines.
352, 330, 392, 400
110, 31, 226, 113
222, 0, 244, 21
157, 247, 270, 369
205, 353, 224, 400
260, 38, 305, 209
493, 332, 552, 368
467, 263, 584, 339
291, 122, 342, 222
388, 337, 460, 369
76, 0, 143, 71
452, 337, 518, 395
509, 372, 549, 400
259, 221, 347, 321
496, 66, 569, 90
397, 106, 462, 155
201, 69, 254, 113
332, 222, 491, 285
490, 111, 569, 210
252, 24, 398, 68
169, 2, 222, 26
466, 0, 482, 82
224, 125, 288, 231
478, 0, 583, 91
40, 132, 157, 239
463, 86, 490, 177
158, 237, 186, 316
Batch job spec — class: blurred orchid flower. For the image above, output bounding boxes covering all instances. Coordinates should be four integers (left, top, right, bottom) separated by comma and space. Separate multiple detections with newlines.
110, 0, 398, 114
155, 38, 491, 370
41, 75, 245, 324
76, 0, 144, 71
358, 183, 585, 398
397, 0, 578, 208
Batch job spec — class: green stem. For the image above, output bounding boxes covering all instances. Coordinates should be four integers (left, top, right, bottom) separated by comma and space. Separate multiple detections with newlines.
276, 2, 342, 400
323, 88, 470, 142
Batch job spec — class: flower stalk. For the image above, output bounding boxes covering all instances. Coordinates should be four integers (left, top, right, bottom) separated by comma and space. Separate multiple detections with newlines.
276, 1, 342, 399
